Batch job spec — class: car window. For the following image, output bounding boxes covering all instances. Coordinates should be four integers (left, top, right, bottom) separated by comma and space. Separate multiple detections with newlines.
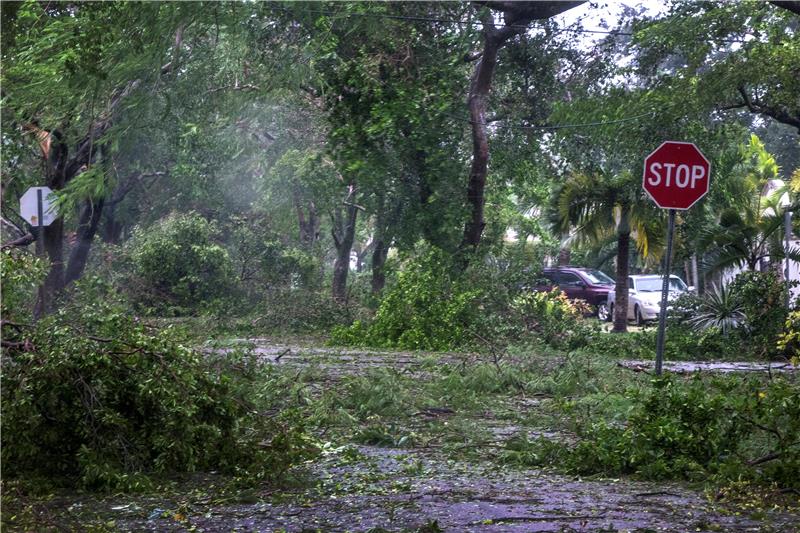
583, 270, 614, 285
541, 272, 556, 284
628, 277, 635, 290
635, 277, 687, 292
558, 273, 583, 287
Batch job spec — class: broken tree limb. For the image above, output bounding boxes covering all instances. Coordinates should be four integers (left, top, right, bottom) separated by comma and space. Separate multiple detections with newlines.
1, 233, 35, 250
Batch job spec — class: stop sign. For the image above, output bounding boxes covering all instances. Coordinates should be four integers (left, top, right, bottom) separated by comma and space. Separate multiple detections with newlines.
643, 141, 710, 210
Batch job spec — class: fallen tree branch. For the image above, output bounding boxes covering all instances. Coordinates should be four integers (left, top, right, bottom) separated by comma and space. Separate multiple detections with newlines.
1, 232, 35, 250
617, 361, 651, 374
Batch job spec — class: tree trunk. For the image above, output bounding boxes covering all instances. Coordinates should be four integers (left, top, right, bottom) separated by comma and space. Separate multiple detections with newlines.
461, 24, 506, 251
332, 201, 358, 302
102, 203, 124, 244
64, 197, 105, 285
612, 230, 631, 333
34, 130, 68, 316
557, 247, 571, 266
371, 238, 389, 294
294, 186, 320, 248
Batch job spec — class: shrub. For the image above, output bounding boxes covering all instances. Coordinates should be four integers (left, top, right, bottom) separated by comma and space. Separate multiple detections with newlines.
728, 270, 791, 359
511, 289, 597, 350
777, 310, 800, 360
228, 217, 323, 297
331, 248, 483, 351
1, 280, 318, 491
553, 375, 800, 488
687, 283, 747, 335
0, 249, 47, 320
128, 212, 235, 315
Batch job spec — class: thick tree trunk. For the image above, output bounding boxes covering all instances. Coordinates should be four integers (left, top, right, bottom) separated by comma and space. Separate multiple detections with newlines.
461, 26, 506, 251
34, 131, 68, 316
332, 201, 358, 302
64, 197, 105, 285
612, 230, 631, 333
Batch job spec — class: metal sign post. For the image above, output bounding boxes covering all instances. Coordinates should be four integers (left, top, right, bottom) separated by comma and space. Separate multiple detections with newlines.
35, 188, 44, 256
655, 209, 676, 376
642, 141, 710, 376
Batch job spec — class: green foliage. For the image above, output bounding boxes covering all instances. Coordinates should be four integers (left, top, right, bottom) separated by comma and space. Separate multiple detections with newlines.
511, 289, 597, 350
541, 375, 800, 488
687, 283, 747, 335
332, 248, 483, 350
0, 249, 47, 320
1, 280, 318, 491
227, 216, 323, 301
776, 310, 800, 359
129, 212, 235, 315
729, 270, 791, 359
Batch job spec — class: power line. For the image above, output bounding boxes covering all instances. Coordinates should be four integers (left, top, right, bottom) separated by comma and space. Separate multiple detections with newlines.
446, 111, 658, 131
273, 5, 633, 37
273, 5, 749, 44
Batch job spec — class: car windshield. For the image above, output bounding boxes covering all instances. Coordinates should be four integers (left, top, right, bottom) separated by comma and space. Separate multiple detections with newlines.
636, 277, 687, 292
582, 270, 614, 285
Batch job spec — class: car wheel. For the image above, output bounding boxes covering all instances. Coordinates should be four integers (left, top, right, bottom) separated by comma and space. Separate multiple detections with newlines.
634, 305, 644, 327
597, 303, 610, 322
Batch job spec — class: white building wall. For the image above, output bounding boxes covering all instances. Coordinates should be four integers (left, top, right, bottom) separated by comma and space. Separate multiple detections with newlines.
720, 238, 800, 301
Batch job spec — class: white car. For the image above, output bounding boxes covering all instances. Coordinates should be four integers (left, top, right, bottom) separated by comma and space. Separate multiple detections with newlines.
606, 275, 691, 325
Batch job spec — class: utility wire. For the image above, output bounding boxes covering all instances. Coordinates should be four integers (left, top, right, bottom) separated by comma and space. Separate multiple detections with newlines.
272, 5, 750, 44
445, 111, 658, 131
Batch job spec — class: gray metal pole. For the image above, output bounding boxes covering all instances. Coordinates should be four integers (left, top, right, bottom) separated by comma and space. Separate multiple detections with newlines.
655, 209, 676, 376
786, 209, 792, 309
34, 189, 46, 319
36, 188, 44, 257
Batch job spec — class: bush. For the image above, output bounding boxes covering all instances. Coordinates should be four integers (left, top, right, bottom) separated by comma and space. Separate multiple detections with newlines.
331, 248, 484, 350
331, 245, 599, 352
777, 310, 800, 360
511, 289, 597, 350
1, 280, 318, 491
553, 375, 800, 488
729, 270, 791, 359
227, 216, 323, 298
0, 249, 47, 320
128, 212, 235, 315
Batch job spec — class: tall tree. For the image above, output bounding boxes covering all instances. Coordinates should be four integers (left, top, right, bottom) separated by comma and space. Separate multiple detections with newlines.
460, 1, 583, 251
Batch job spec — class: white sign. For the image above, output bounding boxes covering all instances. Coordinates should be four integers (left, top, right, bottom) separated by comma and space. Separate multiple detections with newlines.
20, 186, 58, 226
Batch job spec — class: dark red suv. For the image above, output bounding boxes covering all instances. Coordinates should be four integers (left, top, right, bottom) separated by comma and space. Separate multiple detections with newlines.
537, 267, 615, 319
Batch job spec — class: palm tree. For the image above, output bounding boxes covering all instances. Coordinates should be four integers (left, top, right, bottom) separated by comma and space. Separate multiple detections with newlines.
697, 135, 800, 273
550, 171, 661, 333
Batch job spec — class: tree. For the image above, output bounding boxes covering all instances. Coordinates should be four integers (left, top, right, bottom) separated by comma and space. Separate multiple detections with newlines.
631, 1, 800, 133
460, 1, 584, 251
697, 135, 800, 272
551, 171, 659, 332
1, 2, 191, 311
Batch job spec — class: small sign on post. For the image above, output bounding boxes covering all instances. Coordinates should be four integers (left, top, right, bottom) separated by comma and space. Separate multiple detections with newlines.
20, 186, 59, 316
20, 186, 58, 228
643, 142, 710, 375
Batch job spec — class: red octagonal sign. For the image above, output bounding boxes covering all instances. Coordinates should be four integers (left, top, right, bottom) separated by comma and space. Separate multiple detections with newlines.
643, 141, 710, 210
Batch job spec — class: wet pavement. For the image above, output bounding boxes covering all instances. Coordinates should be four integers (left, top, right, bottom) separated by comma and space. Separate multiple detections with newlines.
97, 445, 798, 532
